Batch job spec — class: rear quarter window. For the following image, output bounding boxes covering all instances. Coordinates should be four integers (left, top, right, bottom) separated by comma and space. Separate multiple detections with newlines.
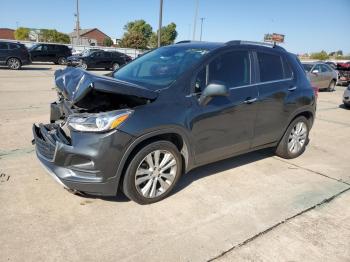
257, 52, 284, 82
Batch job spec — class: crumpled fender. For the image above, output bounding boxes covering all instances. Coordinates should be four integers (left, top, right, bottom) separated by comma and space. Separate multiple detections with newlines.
54, 67, 158, 104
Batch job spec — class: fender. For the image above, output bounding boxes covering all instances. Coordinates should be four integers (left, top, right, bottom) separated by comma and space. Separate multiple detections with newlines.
113, 126, 194, 191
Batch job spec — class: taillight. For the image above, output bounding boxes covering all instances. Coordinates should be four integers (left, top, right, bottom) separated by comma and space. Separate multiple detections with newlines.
312, 86, 319, 99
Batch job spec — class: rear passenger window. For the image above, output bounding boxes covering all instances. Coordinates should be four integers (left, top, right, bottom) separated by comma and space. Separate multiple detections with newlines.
257, 52, 284, 82
0, 43, 8, 50
9, 43, 20, 49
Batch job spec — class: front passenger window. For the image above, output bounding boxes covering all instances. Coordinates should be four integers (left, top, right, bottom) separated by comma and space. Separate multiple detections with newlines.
194, 50, 250, 93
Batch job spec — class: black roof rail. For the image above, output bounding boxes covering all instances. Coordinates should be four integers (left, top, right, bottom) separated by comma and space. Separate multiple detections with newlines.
175, 40, 193, 44
225, 40, 286, 51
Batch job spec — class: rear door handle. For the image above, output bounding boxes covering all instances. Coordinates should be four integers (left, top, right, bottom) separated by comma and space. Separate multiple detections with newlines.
244, 98, 257, 104
288, 86, 297, 91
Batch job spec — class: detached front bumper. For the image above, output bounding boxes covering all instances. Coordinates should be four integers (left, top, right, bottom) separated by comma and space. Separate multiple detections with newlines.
32, 123, 133, 196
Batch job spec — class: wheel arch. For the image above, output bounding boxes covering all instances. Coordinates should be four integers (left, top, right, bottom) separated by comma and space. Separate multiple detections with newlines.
6, 56, 22, 65
115, 128, 193, 191
279, 108, 315, 143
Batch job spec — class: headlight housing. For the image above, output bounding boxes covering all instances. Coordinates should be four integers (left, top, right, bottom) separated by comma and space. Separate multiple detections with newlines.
67, 110, 132, 132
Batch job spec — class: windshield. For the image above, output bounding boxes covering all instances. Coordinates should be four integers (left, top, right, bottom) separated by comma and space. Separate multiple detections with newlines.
113, 46, 210, 90
302, 64, 314, 72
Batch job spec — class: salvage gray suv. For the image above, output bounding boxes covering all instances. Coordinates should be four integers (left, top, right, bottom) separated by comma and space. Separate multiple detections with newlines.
33, 41, 317, 204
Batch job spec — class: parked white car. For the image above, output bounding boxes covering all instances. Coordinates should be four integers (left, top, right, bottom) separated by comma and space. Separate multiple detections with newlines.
343, 84, 350, 108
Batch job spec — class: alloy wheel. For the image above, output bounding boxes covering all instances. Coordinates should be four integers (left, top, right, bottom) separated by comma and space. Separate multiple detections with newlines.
8, 58, 20, 70
135, 150, 177, 198
288, 121, 308, 154
113, 63, 120, 70
58, 57, 67, 65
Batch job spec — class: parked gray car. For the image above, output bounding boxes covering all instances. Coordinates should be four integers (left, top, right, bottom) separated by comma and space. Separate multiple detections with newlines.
302, 62, 338, 91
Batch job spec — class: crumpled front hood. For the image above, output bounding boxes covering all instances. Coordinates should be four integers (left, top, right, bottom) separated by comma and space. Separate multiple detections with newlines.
54, 67, 158, 104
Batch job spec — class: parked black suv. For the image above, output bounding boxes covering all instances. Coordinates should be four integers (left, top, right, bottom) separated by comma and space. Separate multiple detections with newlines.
32, 41, 316, 204
29, 44, 72, 64
67, 50, 132, 70
0, 41, 31, 69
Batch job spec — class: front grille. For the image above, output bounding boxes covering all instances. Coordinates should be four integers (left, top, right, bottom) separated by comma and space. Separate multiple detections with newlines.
33, 125, 56, 160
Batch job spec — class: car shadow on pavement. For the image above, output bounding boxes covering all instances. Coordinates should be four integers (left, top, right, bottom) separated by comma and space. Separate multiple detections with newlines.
0, 66, 52, 71
80, 148, 274, 203
173, 148, 274, 195
339, 104, 350, 110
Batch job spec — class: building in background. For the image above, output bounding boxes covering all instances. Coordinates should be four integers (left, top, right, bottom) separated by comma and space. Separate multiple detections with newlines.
69, 28, 111, 46
0, 28, 15, 40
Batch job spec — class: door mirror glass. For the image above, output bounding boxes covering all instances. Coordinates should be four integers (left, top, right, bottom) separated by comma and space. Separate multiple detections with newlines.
312, 69, 319, 74
199, 81, 229, 106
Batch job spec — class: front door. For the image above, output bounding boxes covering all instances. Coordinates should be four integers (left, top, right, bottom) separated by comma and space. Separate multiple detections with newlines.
189, 49, 258, 165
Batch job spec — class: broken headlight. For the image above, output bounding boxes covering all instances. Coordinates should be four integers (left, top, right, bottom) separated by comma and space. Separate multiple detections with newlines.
67, 110, 132, 132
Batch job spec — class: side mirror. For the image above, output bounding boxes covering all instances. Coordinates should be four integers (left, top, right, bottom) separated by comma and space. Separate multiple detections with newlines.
312, 69, 319, 74
199, 81, 229, 106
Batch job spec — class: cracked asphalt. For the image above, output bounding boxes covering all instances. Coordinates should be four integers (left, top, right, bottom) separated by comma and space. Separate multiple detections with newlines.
0, 64, 349, 262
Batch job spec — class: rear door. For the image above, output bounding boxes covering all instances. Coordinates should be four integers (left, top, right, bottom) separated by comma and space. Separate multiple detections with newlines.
189, 49, 259, 164
0, 42, 9, 63
320, 64, 333, 87
251, 50, 297, 147
47, 45, 58, 62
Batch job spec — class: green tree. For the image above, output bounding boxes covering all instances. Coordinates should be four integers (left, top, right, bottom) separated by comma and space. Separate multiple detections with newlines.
14, 27, 30, 40
149, 23, 178, 48
120, 20, 153, 49
39, 29, 70, 44
120, 31, 149, 49
310, 50, 329, 60
103, 37, 113, 47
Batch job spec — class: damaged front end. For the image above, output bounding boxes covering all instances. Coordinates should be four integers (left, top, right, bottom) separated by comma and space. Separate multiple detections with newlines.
32, 67, 156, 195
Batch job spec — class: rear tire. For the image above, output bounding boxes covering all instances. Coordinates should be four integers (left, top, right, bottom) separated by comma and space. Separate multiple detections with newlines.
275, 116, 310, 159
122, 141, 182, 204
328, 80, 336, 92
7, 57, 21, 70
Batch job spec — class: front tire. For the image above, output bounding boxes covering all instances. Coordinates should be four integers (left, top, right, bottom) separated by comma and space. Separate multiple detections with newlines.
79, 62, 88, 70
7, 58, 21, 70
57, 57, 67, 65
122, 141, 182, 204
328, 80, 336, 92
275, 116, 310, 159
112, 62, 120, 71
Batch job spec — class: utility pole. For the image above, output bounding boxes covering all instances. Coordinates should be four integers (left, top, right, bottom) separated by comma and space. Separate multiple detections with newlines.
157, 0, 163, 48
75, 0, 80, 45
192, 0, 199, 40
199, 17, 205, 41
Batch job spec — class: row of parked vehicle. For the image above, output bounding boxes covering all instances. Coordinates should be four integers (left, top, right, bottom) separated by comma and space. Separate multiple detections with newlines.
0, 41, 132, 70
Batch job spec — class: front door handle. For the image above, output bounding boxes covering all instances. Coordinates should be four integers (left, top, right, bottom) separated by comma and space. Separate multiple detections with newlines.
244, 98, 257, 104
288, 86, 297, 91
